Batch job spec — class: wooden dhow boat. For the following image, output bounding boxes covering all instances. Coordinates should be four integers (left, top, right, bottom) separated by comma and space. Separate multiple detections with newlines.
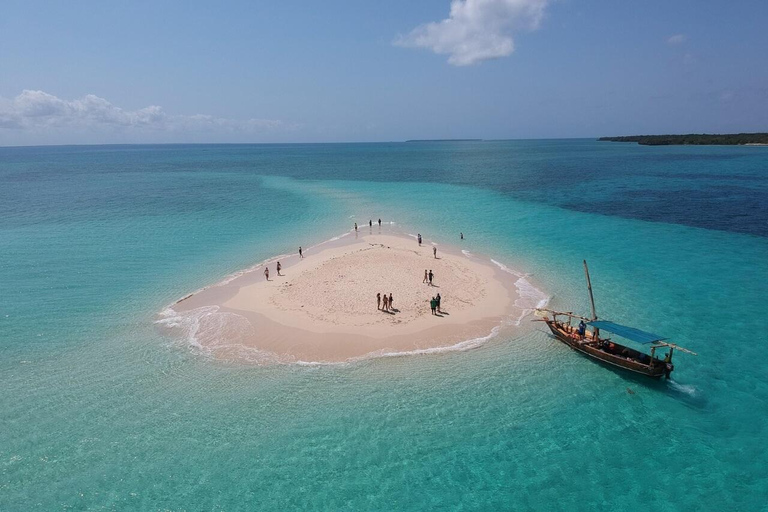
536, 261, 696, 379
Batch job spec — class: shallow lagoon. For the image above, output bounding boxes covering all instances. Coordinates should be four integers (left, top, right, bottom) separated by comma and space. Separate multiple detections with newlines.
1, 141, 766, 510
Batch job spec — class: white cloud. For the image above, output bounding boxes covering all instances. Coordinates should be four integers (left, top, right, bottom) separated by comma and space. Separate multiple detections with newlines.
0, 90, 292, 142
667, 34, 686, 45
394, 0, 549, 66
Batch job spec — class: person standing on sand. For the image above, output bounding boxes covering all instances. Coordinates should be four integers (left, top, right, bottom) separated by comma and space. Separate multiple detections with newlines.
430, 297, 437, 315
382, 294, 389, 311
423, 269, 428, 284
299, 246, 303, 259
436, 293, 441, 313
389, 293, 394, 311
264, 267, 269, 281
377, 292, 381, 310
429, 270, 434, 285
417, 234, 422, 246
433, 246, 437, 258
354, 222, 358, 232
276, 261, 282, 276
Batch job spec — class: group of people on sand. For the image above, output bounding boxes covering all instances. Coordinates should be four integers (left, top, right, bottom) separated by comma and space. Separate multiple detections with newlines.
430, 293, 442, 315
423, 269, 434, 285
377, 292, 394, 312
263, 261, 283, 281
264, 244, 306, 280
416, 234, 439, 258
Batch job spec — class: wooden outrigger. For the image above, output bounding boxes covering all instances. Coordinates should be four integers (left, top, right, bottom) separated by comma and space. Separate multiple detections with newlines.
536, 261, 696, 379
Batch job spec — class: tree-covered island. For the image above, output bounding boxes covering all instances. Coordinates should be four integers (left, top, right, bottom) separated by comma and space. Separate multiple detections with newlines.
598, 133, 768, 146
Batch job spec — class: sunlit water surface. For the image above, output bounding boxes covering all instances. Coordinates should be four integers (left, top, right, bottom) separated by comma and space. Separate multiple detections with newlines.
1, 141, 766, 510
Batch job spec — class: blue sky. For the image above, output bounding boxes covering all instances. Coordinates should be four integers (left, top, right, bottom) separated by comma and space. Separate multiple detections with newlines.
1, 0, 766, 145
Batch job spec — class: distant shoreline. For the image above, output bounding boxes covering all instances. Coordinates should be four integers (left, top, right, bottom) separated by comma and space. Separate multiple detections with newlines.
598, 133, 768, 146
405, 139, 483, 143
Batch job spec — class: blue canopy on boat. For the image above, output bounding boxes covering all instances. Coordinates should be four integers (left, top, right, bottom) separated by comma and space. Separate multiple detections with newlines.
586, 320, 667, 344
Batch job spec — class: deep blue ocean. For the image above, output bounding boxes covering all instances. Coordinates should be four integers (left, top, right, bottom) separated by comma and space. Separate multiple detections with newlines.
1, 140, 767, 510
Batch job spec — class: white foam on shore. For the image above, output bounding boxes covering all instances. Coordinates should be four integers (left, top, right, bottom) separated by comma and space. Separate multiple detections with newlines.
312, 231, 350, 247
156, 306, 282, 364
295, 324, 504, 366
461, 250, 473, 258
491, 259, 550, 326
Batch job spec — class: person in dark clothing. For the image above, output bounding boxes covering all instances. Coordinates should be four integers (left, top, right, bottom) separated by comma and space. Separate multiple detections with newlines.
436, 293, 441, 313
376, 292, 381, 310
428, 270, 433, 285
578, 320, 586, 339
430, 297, 437, 315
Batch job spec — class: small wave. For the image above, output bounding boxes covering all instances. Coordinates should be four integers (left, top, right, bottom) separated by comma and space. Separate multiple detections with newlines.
157, 306, 285, 364
461, 249, 473, 258
309, 231, 350, 249
156, 306, 219, 349
296, 325, 503, 366
490, 258, 550, 325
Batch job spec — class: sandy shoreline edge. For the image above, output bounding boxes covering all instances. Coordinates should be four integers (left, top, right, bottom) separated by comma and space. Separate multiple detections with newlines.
157, 229, 549, 364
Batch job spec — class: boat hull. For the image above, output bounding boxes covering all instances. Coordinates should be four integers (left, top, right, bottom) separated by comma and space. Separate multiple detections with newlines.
544, 320, 669, 379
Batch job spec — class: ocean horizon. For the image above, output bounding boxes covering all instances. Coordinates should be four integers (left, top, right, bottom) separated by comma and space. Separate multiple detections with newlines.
2, 140, 767, 510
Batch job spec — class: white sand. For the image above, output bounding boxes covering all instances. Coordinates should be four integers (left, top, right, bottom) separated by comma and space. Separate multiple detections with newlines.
169, 233, 524, 363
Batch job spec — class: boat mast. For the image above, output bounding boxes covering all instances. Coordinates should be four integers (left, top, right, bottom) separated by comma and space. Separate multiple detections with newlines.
583, 260, 598, 321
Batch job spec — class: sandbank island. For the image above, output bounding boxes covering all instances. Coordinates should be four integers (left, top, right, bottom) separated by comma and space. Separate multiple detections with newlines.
161, 232, 543, 363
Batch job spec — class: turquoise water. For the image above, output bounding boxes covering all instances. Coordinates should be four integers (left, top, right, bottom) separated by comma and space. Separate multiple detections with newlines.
1, 142, 767, 510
